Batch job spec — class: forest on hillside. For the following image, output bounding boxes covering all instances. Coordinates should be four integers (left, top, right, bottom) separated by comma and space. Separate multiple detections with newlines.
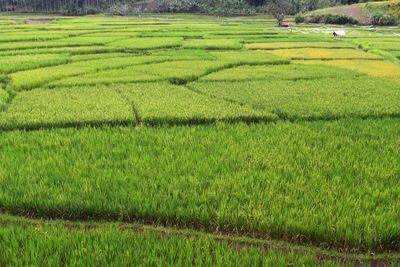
0, 0, 377, 15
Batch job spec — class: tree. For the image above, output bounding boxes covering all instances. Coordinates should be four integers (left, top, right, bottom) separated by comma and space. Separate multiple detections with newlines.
265, 0, 293, 25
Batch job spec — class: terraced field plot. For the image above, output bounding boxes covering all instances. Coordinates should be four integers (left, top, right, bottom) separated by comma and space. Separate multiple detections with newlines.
0, 14, 399, 266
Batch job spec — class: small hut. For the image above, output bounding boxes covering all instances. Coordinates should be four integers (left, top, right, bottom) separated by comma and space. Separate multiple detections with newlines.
280, 22, 290, 27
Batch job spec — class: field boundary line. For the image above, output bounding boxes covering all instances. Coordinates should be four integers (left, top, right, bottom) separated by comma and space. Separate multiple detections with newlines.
248, 46, 358, 50
0, 79, 16, 113
15, 57, 188, 91
113, 86, 142, 127
0, 119, 134, 132
0, 211, 399, 258
1, 113, 400, 132
169, 60, 291, 86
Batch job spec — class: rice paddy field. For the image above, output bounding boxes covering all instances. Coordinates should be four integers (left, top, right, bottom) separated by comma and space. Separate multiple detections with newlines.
0, 14, 399, 266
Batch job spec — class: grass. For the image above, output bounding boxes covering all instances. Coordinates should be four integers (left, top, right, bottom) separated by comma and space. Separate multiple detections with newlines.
0, 86, 133, 130
0, 119, 399, 251
0, 45, 126, 56
294, 59, 400, 80
107, 37, 183, 50
200, 64, 364, 82
0, 54, 68, 73
0, 86, 7, 106
190, 77, 400, 120
269, 48, 382, 60
183, 39, 243, 50
0, 32, 68, 42
246, 42, 355, 50
0, 37, 122, 51
0, 215, 354, 267
210, 50, 290, 65
0, 13, 399, 264
10, 55, 176, 90
114, 82, 270, 125
46, 55, 223, 88
42, 52, 288, 89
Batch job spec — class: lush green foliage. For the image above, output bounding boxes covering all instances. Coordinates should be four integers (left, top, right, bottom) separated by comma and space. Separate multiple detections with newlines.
191, 77, 400, 119
0, 86, 132, 130
269, 48, 382, 59
295, 60, 400, 80
116, 82, 269, 125
0, 14, 399, 264
365, 0, 400, 25
199, 64, 364, 81
183, 39, 243, 50
10, 55, 174, 90
0, 54, 68, 73
0, 87, 7, 107
246, 42, 355, 50
0, 119, 399, 251
302, 0, 400, 26
0, 215, 356, 267
300, 14, 359, 24
107, 37, 184, 50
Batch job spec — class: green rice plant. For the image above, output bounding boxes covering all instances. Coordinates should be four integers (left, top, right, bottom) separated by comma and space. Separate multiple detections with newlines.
183, 39, 243, 50
114, 82, 268, 125
0, 54, 68, 74
189, 76, 400, 120
210, 50, 290, 65
9, 63, 93, 91
0, 86, 7, 107
10, 55, 173, 90
242, 36, 333, 44
54, 36, 131, 45
12, 51, 286, 90
294, 59, 400, 80
207, 30, 279, 36
0, 46, 126, 56
50, 59, 248, 88
107, 37, 183, 50
0, 119, 399, 250
69, 52, 134, 62
269, 48, 382, 60
48, 67, 162, 87
0, 13, 400, 259
140, 31, 206, 38
205, 34, 280, 41
0, 36, 125, 51
0, 86, 132, 130
200, 63, 364, 82
47, 55, 215, 88
82, 32, 141, 38
127, 60, 227, 83
0, 32, 68, 42
246, 42, 356, 50
152, 49, 215, 60
368, 42, 400, 51
0, 215, 346, 267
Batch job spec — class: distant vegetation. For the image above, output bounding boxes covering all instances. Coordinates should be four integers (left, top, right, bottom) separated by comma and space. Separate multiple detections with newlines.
297, 0, 400, 25
0, 0, 394, 15
0, 12, 399, 265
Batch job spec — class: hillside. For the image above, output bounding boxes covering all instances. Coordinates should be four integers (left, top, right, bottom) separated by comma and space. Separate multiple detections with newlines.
302, 0, 400, 25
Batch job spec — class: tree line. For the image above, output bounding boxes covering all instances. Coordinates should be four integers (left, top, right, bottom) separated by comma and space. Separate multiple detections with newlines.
0, 0, 368, 15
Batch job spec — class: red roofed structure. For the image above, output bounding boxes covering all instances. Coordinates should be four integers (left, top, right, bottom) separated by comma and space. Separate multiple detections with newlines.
280, 22, 290, 27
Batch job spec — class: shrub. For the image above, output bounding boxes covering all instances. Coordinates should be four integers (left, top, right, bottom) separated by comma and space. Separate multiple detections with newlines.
295, 15, 305, 23
304, 14, 323, 23
370, 12, 397, 25
303, 14, 358, 25
325, 14, 358, 24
